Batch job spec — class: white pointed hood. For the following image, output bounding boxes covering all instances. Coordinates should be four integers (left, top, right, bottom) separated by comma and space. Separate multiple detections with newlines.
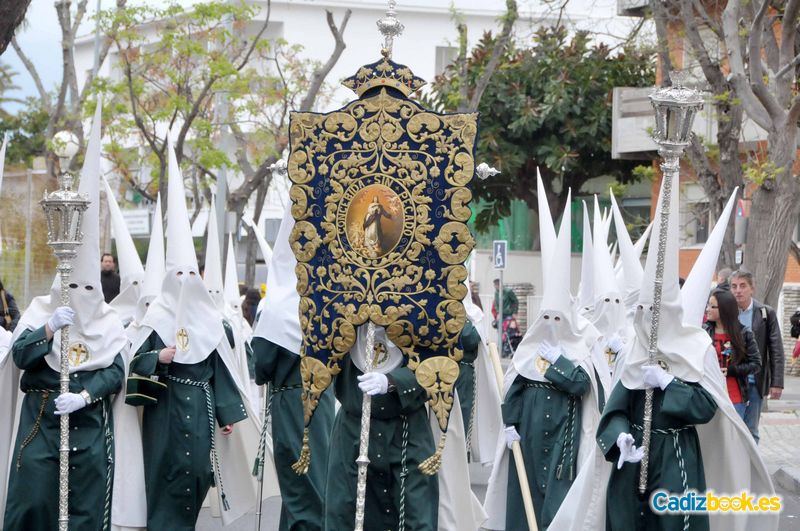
134, 195, 164, 323
610, 190, 645, 311
224, 235, 252, 338
617, 175, 711, 389
591, 195, 626, 339
242, 215, 274, 266
11, 103, 126, 373
578, 200, 594, 314
514, 190, 588, 382
224, 235, 242, 310
632, 222, 652, 260
105, 178, 145, 325
252, 202, 302, 354
681, 188, 738, 326
536, 169, 556, 277
204, 198, 225, 310
138, 137, 223, 364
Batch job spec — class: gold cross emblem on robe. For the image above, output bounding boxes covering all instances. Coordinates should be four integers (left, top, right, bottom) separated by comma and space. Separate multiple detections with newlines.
176, 328, 190, 352
68, 343, 90, 367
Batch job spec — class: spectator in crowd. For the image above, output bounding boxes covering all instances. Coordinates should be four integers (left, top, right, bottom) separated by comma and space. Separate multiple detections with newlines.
470, 281, 483, 311
730, 269, 784, 443
0, 278, 20, 332
242, 287, 262, 327
703, 289, 761, 419
491, 278, 518, 325
100, 252, 121, 303
789, 307, 800, 376
715, 267, 733, 290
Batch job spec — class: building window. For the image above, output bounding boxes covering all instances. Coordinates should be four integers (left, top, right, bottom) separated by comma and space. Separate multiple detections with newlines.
685, 201, 710, 245
434, 46, 458, 77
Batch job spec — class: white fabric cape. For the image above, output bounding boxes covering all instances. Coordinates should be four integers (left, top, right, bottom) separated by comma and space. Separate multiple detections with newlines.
694, 345, 778, 531
433, 390, 488, 531
483, 339, 610, 530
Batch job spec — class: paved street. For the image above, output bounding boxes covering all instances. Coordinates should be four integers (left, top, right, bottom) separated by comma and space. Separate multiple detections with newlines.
198, 375, 800, 530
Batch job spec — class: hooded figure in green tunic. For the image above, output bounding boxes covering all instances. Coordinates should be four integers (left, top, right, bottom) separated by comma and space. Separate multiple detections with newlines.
598, 178, 778, 531
484, 185, 611, 531
203, 201, 259, 413
251, 201, 335, 531
129, 138, 278, 530
0, 105, 131, 531
325, 324, 439, 531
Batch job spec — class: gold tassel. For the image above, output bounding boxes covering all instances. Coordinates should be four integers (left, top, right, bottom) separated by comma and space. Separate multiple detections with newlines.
292, 428, 311, 475
418, 433, 447, 476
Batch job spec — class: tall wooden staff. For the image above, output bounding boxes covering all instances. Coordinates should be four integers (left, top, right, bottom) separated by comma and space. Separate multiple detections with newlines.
41, 130, 91, 530
486, 342, 538, 531
638, 73, 703, 494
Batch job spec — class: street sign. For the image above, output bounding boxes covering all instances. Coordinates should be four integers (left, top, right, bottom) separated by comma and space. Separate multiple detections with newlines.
120, 209, 151, 236
493, 240, 507, 270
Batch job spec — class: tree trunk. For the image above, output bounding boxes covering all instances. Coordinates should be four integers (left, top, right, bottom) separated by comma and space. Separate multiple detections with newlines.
715, 102, 745, 269
744, 127, 800, 307
0, 0, 31, 55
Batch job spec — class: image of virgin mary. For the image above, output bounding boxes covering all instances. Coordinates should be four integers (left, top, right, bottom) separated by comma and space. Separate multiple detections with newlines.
363, 196, 392, 255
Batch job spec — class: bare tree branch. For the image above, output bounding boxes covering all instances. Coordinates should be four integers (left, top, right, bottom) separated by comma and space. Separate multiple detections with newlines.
456, 23, 469, 107
722, 0, 773, 129
680, 0, 724, 89
466, 0, 518, 112
11, 36, 49, 109
234, 0, 272, 72
650, 0, 674, 86
299, 9, 351, 112
78, 0, 128, 105
747, 0, 784, 121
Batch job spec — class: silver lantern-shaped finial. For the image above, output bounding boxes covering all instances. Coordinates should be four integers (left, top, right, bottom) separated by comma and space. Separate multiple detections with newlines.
40, 129, 90, 531
638, 73, 704, 496
649, 71, 704, 152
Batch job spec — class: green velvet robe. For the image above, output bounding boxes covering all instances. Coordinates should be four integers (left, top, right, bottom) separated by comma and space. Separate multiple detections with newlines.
502, 356, 590, 530
325, 359, 438, 531
5, 326, 124, 531
596, 379, 718, 531
252, 337, 334, 531
131, 329, 248, 531
455, 321, 479, 442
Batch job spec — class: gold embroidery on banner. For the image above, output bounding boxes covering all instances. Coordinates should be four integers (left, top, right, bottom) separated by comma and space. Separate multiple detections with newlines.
291, 87, 477, 432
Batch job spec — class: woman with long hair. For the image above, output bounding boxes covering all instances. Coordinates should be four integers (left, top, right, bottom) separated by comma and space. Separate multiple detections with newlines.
704, 289, 761, 419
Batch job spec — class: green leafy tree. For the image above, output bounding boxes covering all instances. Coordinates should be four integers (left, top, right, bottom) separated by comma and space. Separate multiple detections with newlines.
99, 0, 350, 284
428, 26, 654, 234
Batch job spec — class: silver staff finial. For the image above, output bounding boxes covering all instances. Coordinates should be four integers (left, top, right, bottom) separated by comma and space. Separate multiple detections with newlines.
376, 0, 404, 59
269, 159, 288, 177
476, 162, 500, 180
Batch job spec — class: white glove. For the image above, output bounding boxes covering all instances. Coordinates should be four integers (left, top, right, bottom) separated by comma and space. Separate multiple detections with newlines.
642, 365, 674, 390
607, 334, 626, 353
616, 432, 644, 469
357, 372, 389, 396
539, 341, 563, 364
55, 392, 87, 416
47, 306, 75, 332
504, 426, 521, 449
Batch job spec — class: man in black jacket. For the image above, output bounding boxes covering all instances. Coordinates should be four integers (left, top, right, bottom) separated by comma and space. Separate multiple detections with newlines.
730, 269, 784, 443
100, 252, 120, 303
